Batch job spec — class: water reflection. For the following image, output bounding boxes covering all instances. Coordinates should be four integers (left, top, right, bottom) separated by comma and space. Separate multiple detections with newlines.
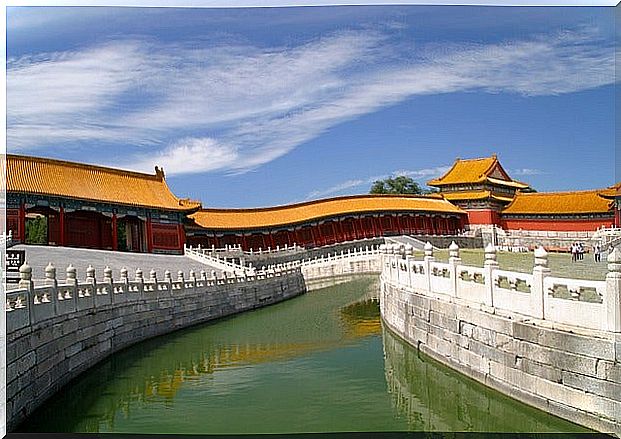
21, 277, 383, 433
382, 327, 588, 432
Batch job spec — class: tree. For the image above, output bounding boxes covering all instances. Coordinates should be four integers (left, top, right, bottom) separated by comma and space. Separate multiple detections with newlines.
370, 176, 426, 195
25, 215, 48, 244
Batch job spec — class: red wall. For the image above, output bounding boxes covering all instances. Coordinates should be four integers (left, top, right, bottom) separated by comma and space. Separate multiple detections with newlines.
466, 209, 501, 226
501, 217, 614, 232
152, 222, 181, 251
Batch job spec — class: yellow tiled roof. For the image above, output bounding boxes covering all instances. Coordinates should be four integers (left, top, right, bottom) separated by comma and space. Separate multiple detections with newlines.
598, 182, 621, 199
190, 194, 465, 230
428, 155, 528, 189
441, 190, 493, 201
7, 154, 201, 212
441, 190, 514, 204
502, 190, 612, 215
487, 177, 530, 189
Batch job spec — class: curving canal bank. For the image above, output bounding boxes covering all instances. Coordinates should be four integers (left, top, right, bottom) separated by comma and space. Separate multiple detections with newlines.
379, 244, 621, 435
20, 276, 587, 434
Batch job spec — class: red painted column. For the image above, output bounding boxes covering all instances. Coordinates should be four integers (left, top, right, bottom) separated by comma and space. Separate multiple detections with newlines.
18, 202, 26, 243
351, 218, 358, 240
241, 233, 248, 251
337, 219, 346, 242
111, 213, 118, 251
146, 217, 154, 253
616, 205, 621, 228
268, 231, 275, 249
375, 215, 384, 236
59, 206, 66, 247
317, 224, 325, 246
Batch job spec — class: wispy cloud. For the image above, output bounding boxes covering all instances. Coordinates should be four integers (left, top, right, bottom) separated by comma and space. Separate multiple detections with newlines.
510, 168, 545, 176
7, 26, 616, 175
302, 165, 450, 200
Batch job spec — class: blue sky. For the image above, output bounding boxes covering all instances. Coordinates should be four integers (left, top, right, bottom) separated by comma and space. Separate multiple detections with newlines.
6, 6, 618, 207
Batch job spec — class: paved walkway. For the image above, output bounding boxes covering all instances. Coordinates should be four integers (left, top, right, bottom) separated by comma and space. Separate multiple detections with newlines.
8, 245, 221, 288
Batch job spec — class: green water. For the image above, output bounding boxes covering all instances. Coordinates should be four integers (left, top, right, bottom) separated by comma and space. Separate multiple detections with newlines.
21, 277, 589, 434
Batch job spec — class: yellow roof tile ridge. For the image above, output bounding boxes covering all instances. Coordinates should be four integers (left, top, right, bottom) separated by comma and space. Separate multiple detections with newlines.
199, 193, 447, 213
7, 153, 164, 181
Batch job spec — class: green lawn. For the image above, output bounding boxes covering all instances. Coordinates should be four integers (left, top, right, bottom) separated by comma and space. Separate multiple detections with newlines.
412, 249, 607, 281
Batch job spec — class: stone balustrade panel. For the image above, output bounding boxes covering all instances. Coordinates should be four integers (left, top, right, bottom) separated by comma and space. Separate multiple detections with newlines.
456, 265, 487, 303
430, 261, 452, 296
492, 269, 532, 316
543, 276, 606, 330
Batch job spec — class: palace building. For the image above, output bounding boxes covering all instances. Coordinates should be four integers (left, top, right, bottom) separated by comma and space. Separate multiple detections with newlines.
6, 154, 200, 254
427, 155, 532, 226
185, 194, 466, 249
500, 190, 615, 231
428, 155, 617, 232
5, 153, 618, 253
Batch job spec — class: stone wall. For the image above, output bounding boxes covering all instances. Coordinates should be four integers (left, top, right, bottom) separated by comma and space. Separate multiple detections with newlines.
300, 248, 382, 291
5, 265, 306, 431
380, 246, 621, 434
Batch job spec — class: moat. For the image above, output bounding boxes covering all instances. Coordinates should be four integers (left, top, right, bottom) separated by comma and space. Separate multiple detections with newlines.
21, 277, 589, 434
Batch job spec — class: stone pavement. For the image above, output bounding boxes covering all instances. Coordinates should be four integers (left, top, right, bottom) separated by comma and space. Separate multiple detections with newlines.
8, 245, 221, 288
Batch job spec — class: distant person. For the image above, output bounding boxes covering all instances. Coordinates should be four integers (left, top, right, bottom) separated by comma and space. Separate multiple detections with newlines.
571, 243, 577, 262
593, 244, 601, 262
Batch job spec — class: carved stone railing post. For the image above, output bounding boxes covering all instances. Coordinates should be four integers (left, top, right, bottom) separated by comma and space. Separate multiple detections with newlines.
177, 271, 185, 293
19, 262, 34, 324
605, 247, 621, 332
19, 262, 34, 292
86, 264, 96, 290
66, 264, 77, 285
135, 268, 144, 295
531, 246, 550, 320
448, 241, 461, 298
423, 242, 435, 294
120, 267, 129, 286
404, 244, 414, 288
103, 266, 113, 285
45, 262, 58, 289
149, 268, 157, 283
164, 270, 173, 293
483, 243, 498, 307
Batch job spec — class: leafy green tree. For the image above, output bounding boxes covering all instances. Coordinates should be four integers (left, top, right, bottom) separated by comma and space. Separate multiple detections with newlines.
25, 215, 48, 244
117, 222, 128, 251
370, 176, 425, 195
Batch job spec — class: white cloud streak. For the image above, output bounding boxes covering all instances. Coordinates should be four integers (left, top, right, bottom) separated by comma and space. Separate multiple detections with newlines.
510, 168, 545, 176
303, 165, 450, 200
7, 27, 616, 175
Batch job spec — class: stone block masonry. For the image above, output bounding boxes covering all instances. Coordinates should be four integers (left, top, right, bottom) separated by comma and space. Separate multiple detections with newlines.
5, 262, 306, 431
380, 242, 621, 435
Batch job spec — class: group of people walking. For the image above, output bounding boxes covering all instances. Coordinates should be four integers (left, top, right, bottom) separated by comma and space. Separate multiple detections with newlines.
570, 242, 604, 262
570, 242, 585, 262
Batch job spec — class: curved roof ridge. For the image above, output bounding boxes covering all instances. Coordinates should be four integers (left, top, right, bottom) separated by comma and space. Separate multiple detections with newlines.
199, 193, 443, 213
7, 153, 165, 181
7, 154, 201, 212
191, 194, 465, 230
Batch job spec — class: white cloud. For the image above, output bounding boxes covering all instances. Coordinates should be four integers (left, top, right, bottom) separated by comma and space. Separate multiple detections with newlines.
511, 168, 544, 176
303, 165, 450, 200
132, 137, 239, 175
7, 27, 616, 175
